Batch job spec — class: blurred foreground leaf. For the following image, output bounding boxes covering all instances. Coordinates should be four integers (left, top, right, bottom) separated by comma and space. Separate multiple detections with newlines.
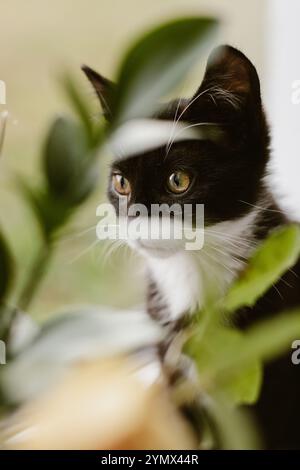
44, 116, 99, 206
63, 75, 104, 147
187, 308, 300, 402
212, 308, 300, 375
112, 17, 218, 124
18, 181, 72, 239
203, 393, 260, 449
186, 325, 262, 405
225, 225, 300, 312
0, 232, 13, 303
1, 308, 163, 403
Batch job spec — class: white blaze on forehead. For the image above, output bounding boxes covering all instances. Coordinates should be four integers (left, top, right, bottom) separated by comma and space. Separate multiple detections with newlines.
108, 118, 204, 159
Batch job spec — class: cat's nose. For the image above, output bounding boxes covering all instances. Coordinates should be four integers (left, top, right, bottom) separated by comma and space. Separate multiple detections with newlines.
126, 200, 153, 218
127, 214, 138, 221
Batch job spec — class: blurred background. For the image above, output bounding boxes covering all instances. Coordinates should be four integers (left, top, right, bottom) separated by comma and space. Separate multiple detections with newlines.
0, 0, 299, 319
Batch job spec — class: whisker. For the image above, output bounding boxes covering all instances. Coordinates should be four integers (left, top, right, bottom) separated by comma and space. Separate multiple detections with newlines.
166, 86, 218, 154
102, 239, 125, 266
239, 200, 284, 214
272, 284, 284, 301
209, 244, 247, 266
59, 224, 98, 243
289, 268, 299, 279
280, 278, 294, 289
207, 236, 255, 253
68, 238, 100, 264
173, 86, 217, 126
166, 96, 183, 151
165, 122, 220, 159
205, 229, 256, 246
202, 249, 236, 277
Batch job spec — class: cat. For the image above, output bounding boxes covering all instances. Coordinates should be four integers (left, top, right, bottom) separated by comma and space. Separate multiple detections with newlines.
83, 45, 300, 449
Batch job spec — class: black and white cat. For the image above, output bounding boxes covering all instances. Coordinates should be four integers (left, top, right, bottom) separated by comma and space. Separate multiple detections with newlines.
83, 46, 300, 449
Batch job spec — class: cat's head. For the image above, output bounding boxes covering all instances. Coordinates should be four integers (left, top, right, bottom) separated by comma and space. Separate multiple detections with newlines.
83, 45, 270, 256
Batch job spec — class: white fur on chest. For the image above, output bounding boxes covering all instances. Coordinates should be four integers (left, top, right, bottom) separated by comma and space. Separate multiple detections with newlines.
144, 209, 258, 321
146, 251, 202, 321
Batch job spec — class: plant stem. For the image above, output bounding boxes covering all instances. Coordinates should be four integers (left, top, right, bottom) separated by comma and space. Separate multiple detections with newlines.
18, 243, 52, 312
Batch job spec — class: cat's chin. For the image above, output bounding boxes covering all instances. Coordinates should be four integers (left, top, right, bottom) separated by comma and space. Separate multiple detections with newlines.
127, 239, 183, 259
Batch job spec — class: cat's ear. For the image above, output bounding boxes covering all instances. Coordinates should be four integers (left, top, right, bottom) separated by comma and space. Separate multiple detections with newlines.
186, 45, 262, 125
81, 65, 115, 121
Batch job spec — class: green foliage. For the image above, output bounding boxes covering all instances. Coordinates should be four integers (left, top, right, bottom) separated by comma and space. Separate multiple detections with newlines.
44, 117, 99, 206
213, 308, 300, 372
0, 14, 300, 450
186, 325, 263, 405
111, 17, 217, 125
225, 224, 300, 312
0, 233, 13, 302
8, 83, 105, 312
203, 393, 260, 449
185, 224, 300, 446
63, 75, 104, 147
1, 308, 162, 404
18, 182, 72, 239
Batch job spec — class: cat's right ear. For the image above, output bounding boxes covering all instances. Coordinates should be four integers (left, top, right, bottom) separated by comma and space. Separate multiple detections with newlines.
81, 65, 115, 121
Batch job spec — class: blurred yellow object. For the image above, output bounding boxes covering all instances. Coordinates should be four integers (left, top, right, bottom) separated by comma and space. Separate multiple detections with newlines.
2, 358, 196, 450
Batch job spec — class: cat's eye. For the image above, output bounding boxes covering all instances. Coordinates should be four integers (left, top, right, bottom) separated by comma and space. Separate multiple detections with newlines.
167, 171, 190, 194
112, 173, 131, 196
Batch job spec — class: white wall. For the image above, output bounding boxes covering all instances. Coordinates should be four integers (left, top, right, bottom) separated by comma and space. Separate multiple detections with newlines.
265, 0, 300, 219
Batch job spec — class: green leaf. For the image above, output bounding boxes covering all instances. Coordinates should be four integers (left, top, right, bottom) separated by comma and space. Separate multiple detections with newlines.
44, 116, 99, 206
222, 360, 262, 405
63, 75, 93, 139
225, 225, 300, 312
186, 325, 262, 405
112, 17, 218, 124
187, 308, 300, 399
0, 232, 13, 303
63, 75, 104, 147
213, 308, 300, 374
203, 393, 261, 449
17, 179, 71, 238
1, 308, 163, 403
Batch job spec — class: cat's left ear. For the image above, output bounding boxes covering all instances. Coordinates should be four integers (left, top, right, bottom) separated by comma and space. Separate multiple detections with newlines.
81, 65, 115, 121
186, 45, 263, 127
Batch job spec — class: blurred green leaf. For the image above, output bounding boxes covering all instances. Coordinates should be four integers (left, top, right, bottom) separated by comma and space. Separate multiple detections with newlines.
212, 308, 300, 375
223, 360, 262, 406
63, 76, 93, 138
112, 17, 217, 124
1, 308, 163, 403
0, 232, 13, 303
0, 305, 17, 343
17, 179, 71, 239
185, 225, 300, 409
203, 393, 261, 449
63, 75, 104, 147
187, 308, 300, 403
44, 116, 99, 206
225, 225, 300, 312
186, 325, 262, 405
